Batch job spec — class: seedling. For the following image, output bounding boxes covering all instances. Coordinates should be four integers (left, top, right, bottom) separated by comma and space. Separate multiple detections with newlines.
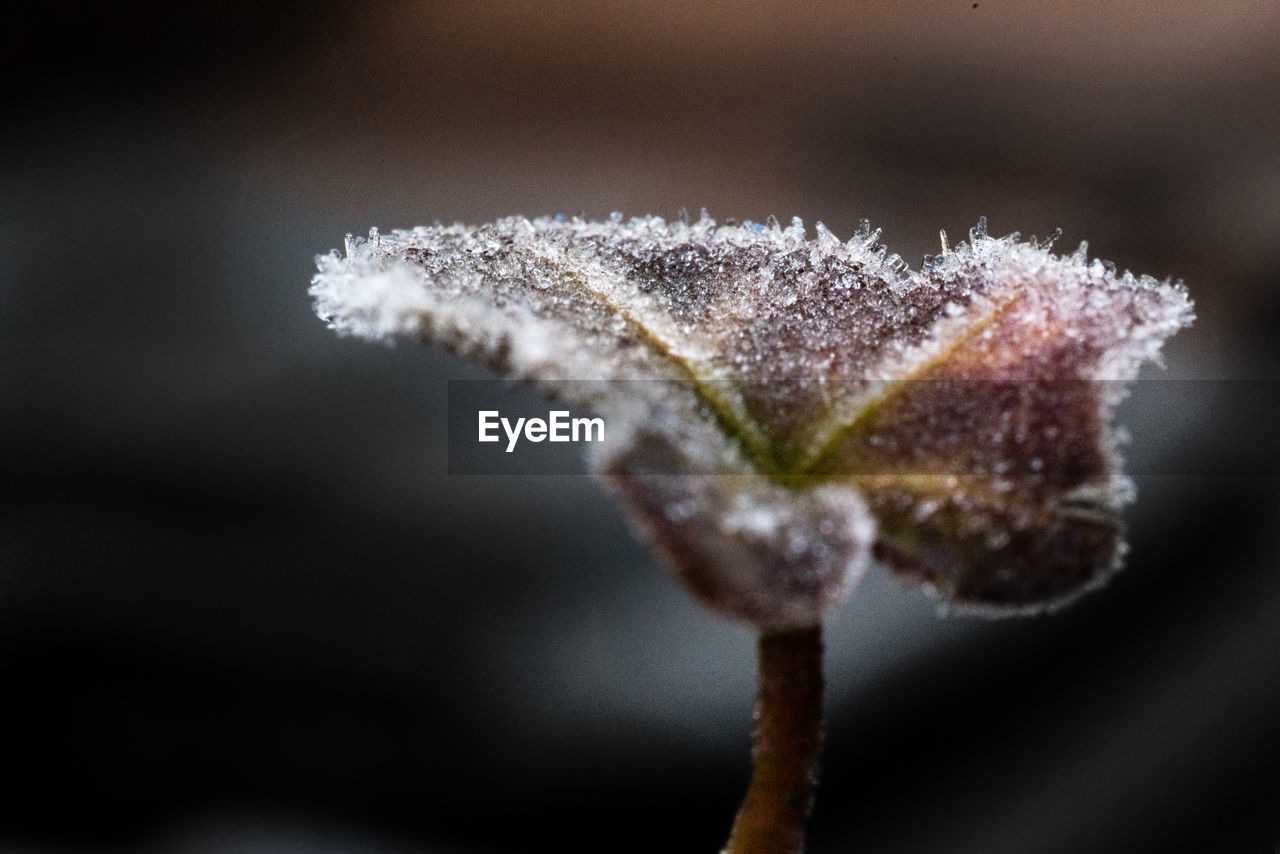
312, 213, 1191, 853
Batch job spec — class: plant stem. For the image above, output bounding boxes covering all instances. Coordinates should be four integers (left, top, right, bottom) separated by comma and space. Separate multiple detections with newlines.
724, 624, 825, 854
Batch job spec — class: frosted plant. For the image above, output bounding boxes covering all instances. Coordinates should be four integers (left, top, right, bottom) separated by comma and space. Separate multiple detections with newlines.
311, 212, 1192, 854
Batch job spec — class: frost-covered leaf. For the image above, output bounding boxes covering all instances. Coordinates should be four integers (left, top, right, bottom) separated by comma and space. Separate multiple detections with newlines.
311, 213, 1192, 627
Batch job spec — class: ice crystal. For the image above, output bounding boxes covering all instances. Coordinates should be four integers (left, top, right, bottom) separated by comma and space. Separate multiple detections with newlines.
311, 213, 1192, 628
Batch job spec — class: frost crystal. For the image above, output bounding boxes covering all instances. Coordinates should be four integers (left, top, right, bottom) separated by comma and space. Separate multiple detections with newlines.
311, 213, 1192, 628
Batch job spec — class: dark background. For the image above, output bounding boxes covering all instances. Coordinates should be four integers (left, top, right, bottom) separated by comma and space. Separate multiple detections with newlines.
4, 2, 1279, 852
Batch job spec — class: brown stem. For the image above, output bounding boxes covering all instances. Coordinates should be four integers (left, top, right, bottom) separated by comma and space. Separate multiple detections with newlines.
724, 624, 825, 854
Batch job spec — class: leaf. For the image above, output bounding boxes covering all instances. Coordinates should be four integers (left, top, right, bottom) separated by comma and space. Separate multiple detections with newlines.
311, 213, 1192, 627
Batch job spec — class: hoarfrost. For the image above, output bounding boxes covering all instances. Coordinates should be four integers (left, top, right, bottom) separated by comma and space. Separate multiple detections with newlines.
311, 213, 1192, 627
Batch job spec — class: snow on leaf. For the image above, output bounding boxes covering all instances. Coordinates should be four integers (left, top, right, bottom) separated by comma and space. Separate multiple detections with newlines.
311, 213, 1192, 627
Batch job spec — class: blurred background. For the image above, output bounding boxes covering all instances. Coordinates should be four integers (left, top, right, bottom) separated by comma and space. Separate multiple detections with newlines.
3, 2, 1279, 852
